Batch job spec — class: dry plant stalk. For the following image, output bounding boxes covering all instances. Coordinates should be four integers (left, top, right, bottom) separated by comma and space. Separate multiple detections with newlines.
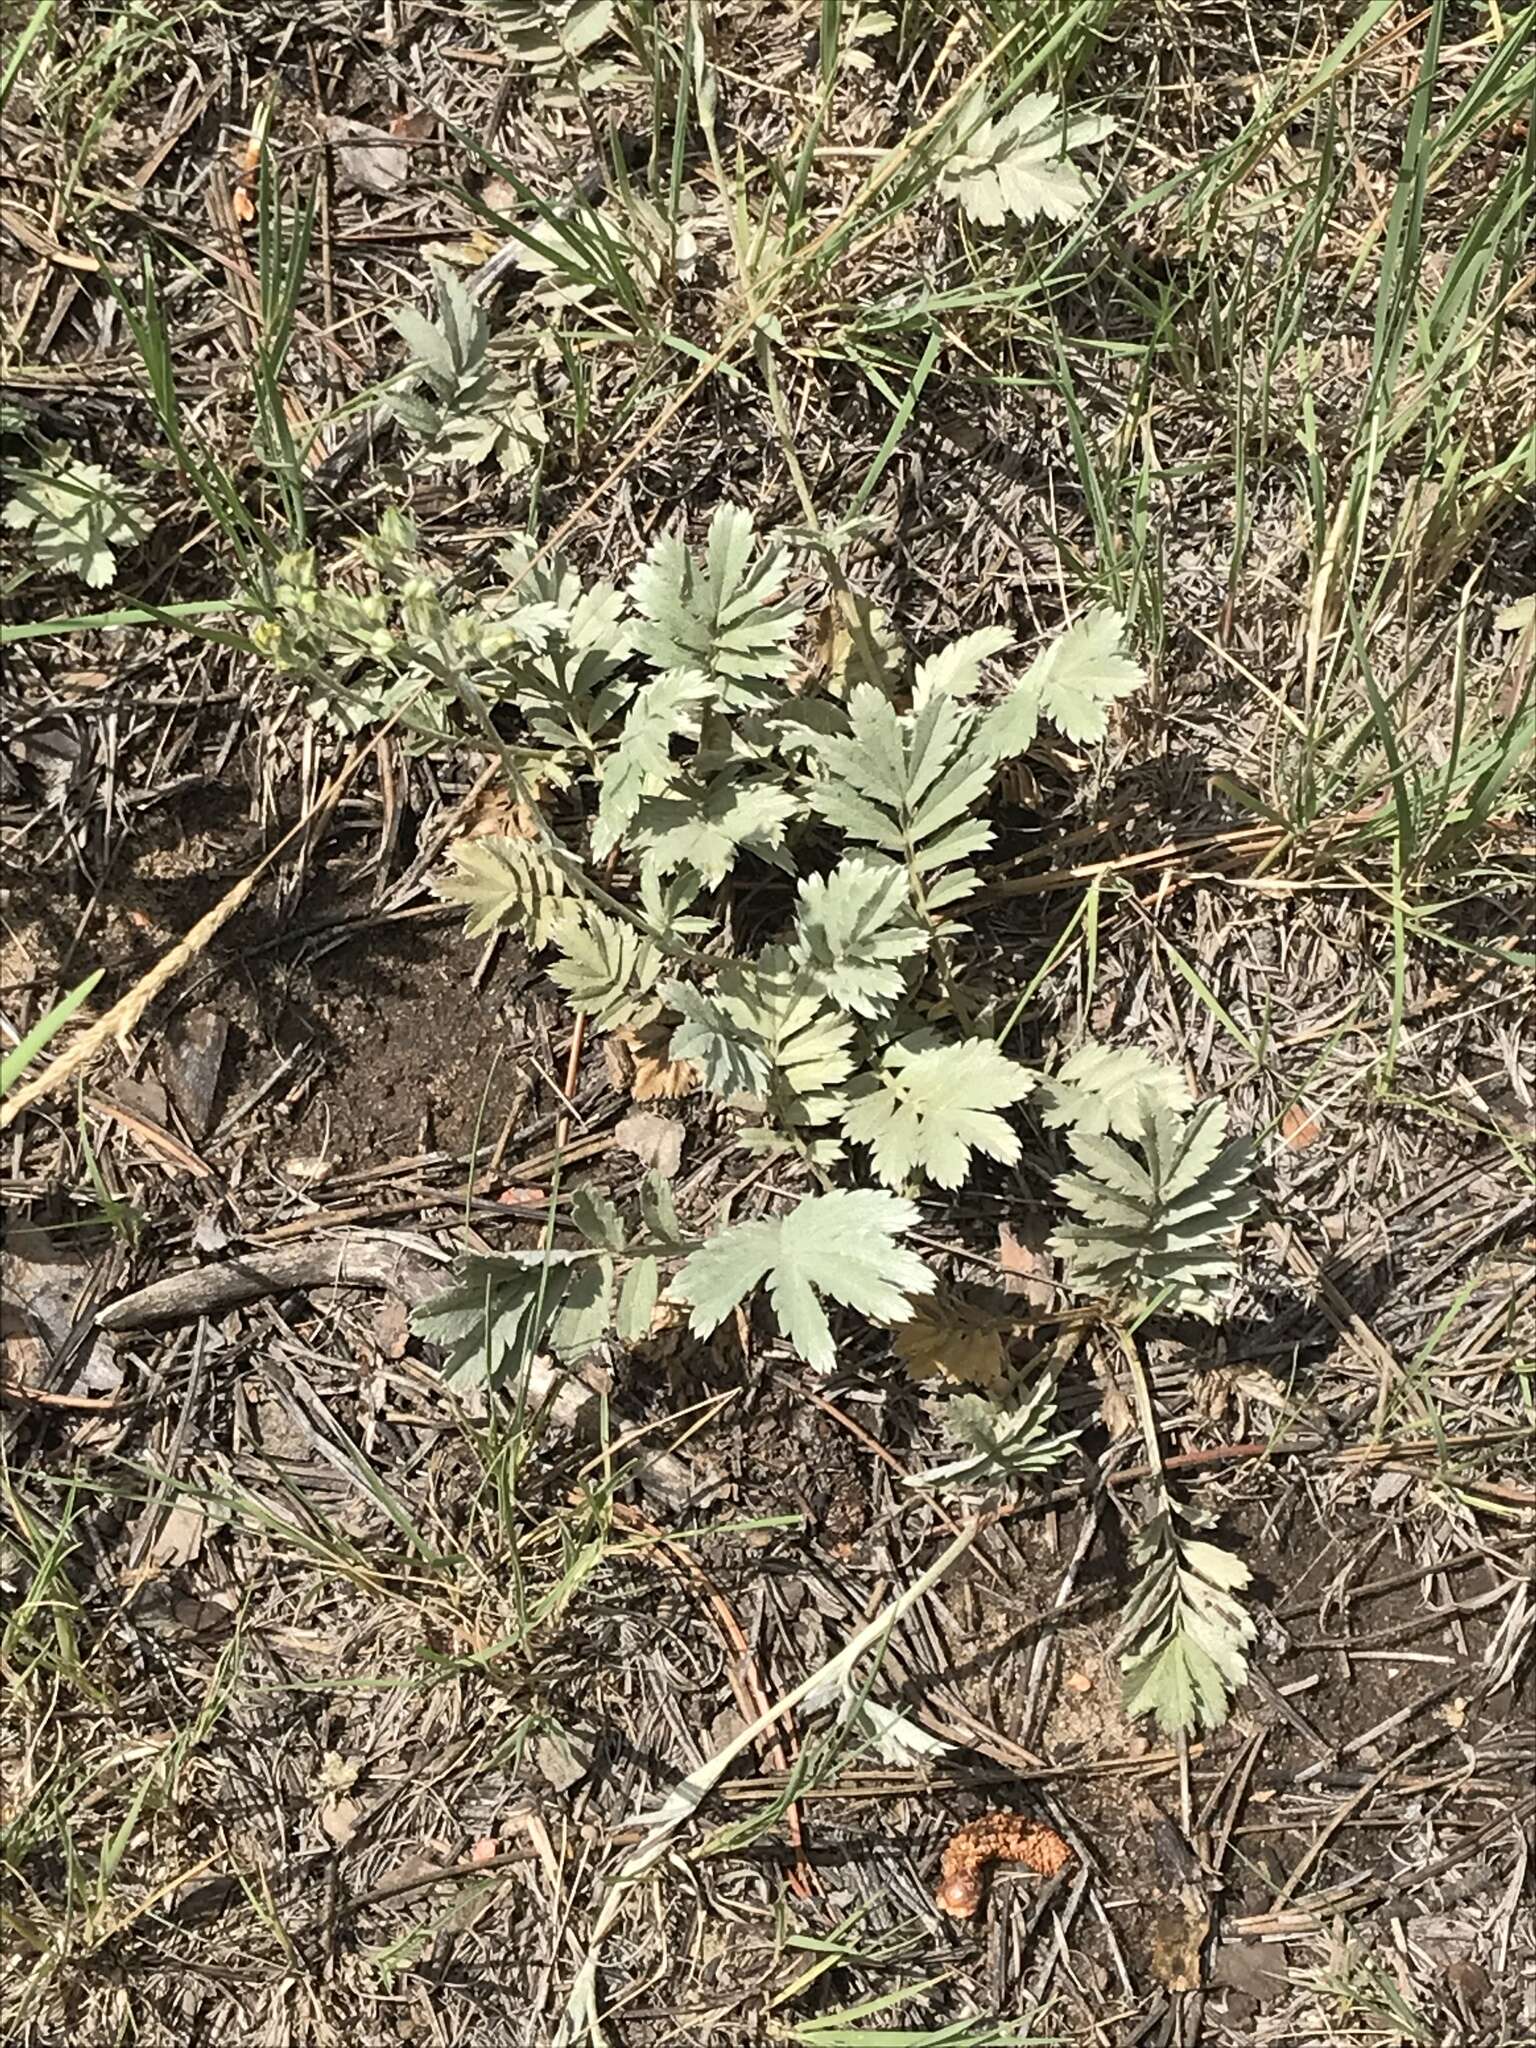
935, 1812, 1073, 1917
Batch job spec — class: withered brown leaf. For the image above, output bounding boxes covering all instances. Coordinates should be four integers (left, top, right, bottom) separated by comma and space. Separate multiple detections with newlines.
891, 1296, 1009, 1391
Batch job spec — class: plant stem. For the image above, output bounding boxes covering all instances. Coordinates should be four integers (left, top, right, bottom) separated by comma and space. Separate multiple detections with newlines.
1115, 1323, 1167, 1495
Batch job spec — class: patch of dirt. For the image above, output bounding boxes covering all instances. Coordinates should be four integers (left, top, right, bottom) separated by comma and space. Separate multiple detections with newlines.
3, 769, 544, 1179
280, 930, 532, 1171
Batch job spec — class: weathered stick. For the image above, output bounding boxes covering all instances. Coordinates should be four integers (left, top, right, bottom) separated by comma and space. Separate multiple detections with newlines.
94, 1238, 446, 1329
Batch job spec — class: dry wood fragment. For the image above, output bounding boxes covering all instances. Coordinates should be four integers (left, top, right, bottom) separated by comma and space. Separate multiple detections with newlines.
94, 1238, 446, 1329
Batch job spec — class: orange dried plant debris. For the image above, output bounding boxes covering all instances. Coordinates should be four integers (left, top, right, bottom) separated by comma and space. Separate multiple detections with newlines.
935, 1813, 1073, 1918
607, 1020, 699, 1101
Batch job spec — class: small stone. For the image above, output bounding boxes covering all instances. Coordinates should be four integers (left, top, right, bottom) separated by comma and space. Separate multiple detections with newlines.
319, 1795, 361, 1844
531, 1731, 591, 1793
1211, 1940, 1289, 2002
1446, 1959, 1490, 2009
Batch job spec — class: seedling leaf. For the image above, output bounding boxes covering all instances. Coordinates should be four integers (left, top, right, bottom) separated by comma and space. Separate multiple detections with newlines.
629, 504, 802, 702
843, 1037, 1034, 1188
941, 88, 1115, 229
674, 1189, 933, 1371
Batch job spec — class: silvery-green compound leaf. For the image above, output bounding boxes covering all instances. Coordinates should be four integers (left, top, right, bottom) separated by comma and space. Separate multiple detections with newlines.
388, 306, 463, 390
434, 835, 576, 947
638, 1168, 688, 1247
910, 625, 1014, 706
842, 1037, 1035, 1189
569, 1185, 626, 1251
1037, 1042, 1193, 1139
663, 979, 771, 1096
411, 1251, 612, 1388
841, 4, 896, 71
1052, 1098, 1257, 1320
908, 1375, 1079, 1492
510, 636, 632, 755
494, 540, 631, 657
633, 773, 801, 887
389, 263, 488, 389
3, 455, 147, 588
675, 1188, 933, 1372
662, 950, 855, 1117
592, 668, 714, 858
805, 683, 996, 902
743, 948, 858, 1122
546, 905, 662, 1029
617, 1255, 659, 1342
1118, 1507, 1255, 1735
387, 268, 547, 474
940, 87, 1116, 229
489, 0, 615, 69
629, 503, 803, 701
790, 854, 928, 1019
982, 606, 1144, 757
403, 371, 546, 476
385, 389, 445, 441
464, 382, 548, 477
637, 863, 712, 940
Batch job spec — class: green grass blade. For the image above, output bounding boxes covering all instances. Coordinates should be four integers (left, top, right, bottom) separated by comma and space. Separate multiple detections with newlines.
1, 970, 101, 1097
0, 0, 52, 116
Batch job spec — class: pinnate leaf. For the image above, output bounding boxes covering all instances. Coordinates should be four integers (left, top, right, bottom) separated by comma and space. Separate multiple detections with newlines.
547, 906, 661, 1028
941, 88, 1115, 229
663, 979, 770, 1096
592, 667, 714, 857
4, 453, 146, 587
912, 626, 1014, 705
1051, 1100, 1256, 1319
790, 854, 926, 1018
617, 1255, 660, 1342
984, 607, 1143, 756
664, 950, 855, 1118
805, 684, 995, 897
412, 1251, 611, 1388
495, 537, 630, 653
908, 1374, 1079, 1491
435, 835, 576, 947
629, 504, 802, 700
634, 773, 800, 886
742, 949, 858, 1120
1118, 1506, 1256, 1734
490, 0, 615, 70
